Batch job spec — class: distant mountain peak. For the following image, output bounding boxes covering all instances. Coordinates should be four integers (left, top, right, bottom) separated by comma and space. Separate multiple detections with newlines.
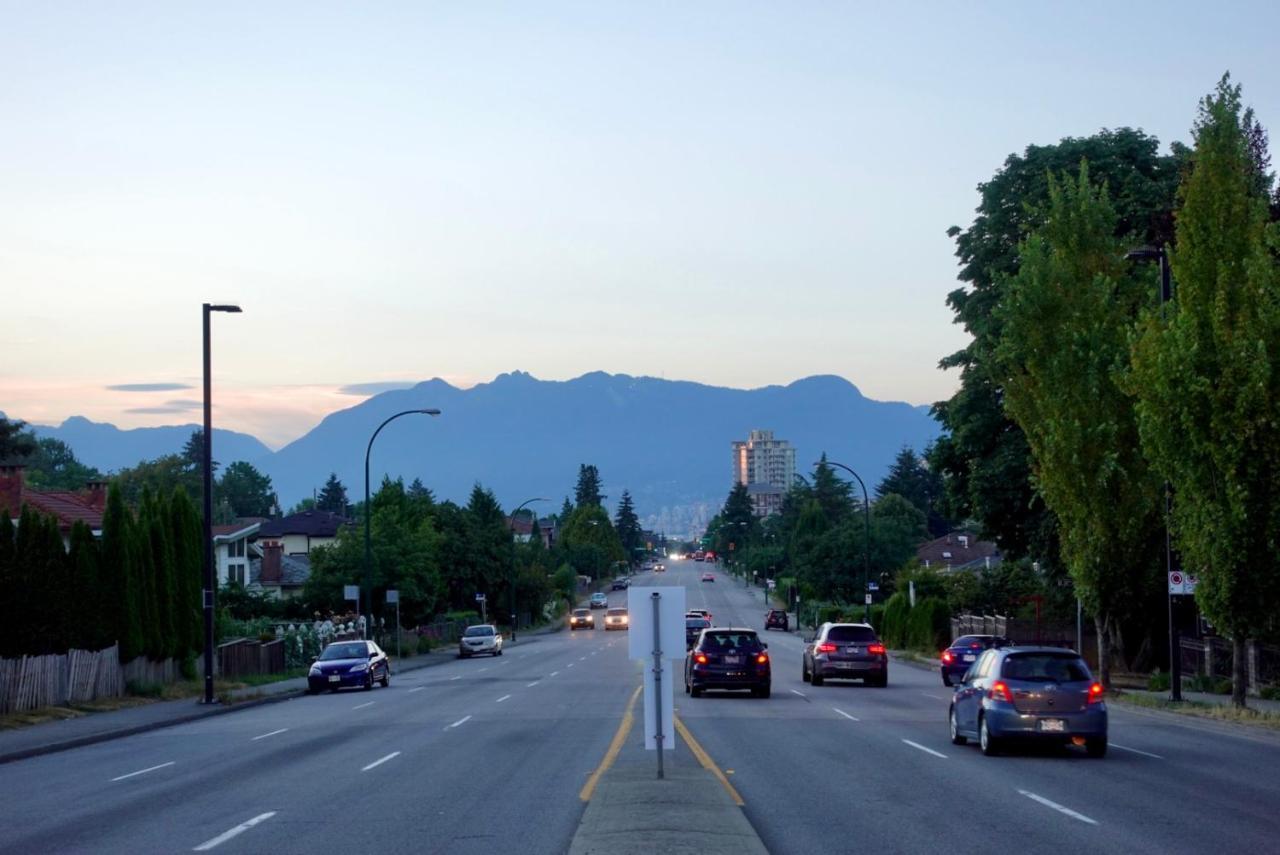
787, 374, 863, 397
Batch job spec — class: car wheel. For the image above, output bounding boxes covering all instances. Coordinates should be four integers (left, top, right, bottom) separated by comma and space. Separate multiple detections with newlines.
1085, 736, 1108, 758
754, 685, 771, 699
380, 667, 390, 688
306, 687, 317, 695
691, 684, 703, 698
811, 668, 824, 687
949, 707, 967, 745
802, 662, 811, 683
942, 673, 952, 687
496, 648, 503, 656
979, 714, 1000, 756
364, 673, 374, 691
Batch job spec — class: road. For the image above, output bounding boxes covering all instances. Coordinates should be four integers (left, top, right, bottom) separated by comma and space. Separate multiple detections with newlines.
2, 559, 1279, 853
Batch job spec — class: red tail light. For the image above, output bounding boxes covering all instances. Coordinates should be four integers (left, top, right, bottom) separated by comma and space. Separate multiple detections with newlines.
755, 653, 769, 664
868, 644, 886, 655
941, 650, 954, 663
988, 681, 1013, 703
816, 643, 837, 653
694, 653, 708, 665
1088, 682, 1105, 703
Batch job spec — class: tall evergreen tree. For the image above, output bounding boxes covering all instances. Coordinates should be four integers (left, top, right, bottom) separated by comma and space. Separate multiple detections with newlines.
559, 496, 574, 523
574, 464, 603, 508
316, 473, 350, 514
0, 511, 15, 656
39, 513, 71, 654
7, 506, 40, 656
613, 490, 643, 562
134, 490, 163, 659
811, 454, 855, 526
101, 483, 143, 661
147, 491, 180, 658
170, 487, 204, 657
876, 446, 950, 538
68, 521, 107, 650
0, 416, 37, 462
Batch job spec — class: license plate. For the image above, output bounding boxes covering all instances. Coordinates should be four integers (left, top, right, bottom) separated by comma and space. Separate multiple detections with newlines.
1039, 718, 1065, 732
963, 654, 976, 662
846, 646, 860, 654
725, 656, 741, 665
328, 675, 340, 683
836, 661, 855, 669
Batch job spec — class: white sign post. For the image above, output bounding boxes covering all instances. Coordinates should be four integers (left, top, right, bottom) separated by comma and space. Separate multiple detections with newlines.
628, 586, 685, 777
475, 592, 487, 624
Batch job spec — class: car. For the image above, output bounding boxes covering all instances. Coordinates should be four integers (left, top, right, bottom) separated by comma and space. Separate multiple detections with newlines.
307, 640, 390, 693
458, 624, 503, 658
685, 617, 711, 648
940, 634, 1012, 686
570, 608, 595, 630
685, 627, 771, 698
949, 647, 1107, 757
764, 609, 790, 632
686, 609, 712, 622
604, 607, 630, 631
589, 592, 609, 609
701, 572, 715, 582
803, 622, 888, 687
612, 577, 631, 590
654, 563, 666, 572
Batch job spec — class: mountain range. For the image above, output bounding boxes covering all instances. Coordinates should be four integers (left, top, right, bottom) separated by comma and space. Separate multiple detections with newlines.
16, 372, 941, 536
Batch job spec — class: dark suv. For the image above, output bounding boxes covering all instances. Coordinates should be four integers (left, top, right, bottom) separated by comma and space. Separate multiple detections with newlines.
803, 622, 888, 687
764, 609, 790, 632
685, 628, 771, 698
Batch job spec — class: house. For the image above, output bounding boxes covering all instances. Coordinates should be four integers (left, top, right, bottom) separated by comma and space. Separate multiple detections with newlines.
0, 464, 105, 547
916, 530, 1001, 573
247, 540, 310, 600
213, 521, 260, 586
507, 514, 535, 544
254, 509, 349, 556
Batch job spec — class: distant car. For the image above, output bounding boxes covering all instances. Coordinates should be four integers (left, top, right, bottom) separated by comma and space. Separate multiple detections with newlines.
589, 592, 609, 609
604, 607, 630, 631
685, 617, 711, 649
949, 647, 1107, 757
654, 563, 666, 572
685, 628, 771, 698
803, 623, 888, 687
458, 624, 503, 658
701, 572, 715, 582
940, 635, 1012, 686
764, 609, 790, 632
308, 640, 390, 693
611, 578, 629, 591
570, 608, 595, 630
686, 609, 711, 622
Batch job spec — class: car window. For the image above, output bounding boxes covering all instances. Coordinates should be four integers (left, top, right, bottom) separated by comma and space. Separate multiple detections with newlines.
826, 625, 878, 643
319, 642, 367, 660
573, 609, 590, 616
971, 650, 996, 679
686, 618, 710, 629
952, 635, 990, 648
1001, 653, 1091, 682
701, 631, 762, 651
464, 626, 494, 637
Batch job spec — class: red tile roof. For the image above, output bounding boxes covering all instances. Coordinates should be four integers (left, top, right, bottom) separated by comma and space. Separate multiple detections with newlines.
23, 491, 105, 530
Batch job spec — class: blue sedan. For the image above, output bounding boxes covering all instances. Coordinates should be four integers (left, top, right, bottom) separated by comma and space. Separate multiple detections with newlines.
940, 634, 1011, 686
949, 647, 1107, 757
307, 640, 391, 693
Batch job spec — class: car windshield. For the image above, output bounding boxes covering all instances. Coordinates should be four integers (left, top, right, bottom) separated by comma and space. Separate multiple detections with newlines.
319, 642, 367, 661
826, 625, 877, 643
606, 608, 627, 617
1001, 653, 1091, 682
464, 626, 494, 637
686, 619, 710, 629
701, 631, 762, 651
573, 609, 590, 617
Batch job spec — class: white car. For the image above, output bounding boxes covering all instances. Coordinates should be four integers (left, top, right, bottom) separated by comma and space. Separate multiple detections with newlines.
459, 624, 503, 658
589, 592, 609, 609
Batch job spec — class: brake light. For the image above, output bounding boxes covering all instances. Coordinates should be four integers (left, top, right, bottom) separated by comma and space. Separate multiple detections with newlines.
694, 653, 708, 665
941, 650, 954, 663
755, 653, 769, 664
816, 643, 837, 653
868, 644, 886, 655
988, 681, 1013, 703
1088, 682, 1105, 703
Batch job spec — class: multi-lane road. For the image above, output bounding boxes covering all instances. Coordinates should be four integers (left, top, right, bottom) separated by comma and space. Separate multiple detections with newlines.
3, 559, 1279, 853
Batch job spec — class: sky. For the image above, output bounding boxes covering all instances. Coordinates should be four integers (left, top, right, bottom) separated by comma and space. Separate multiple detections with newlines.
2, 1, 1277, 448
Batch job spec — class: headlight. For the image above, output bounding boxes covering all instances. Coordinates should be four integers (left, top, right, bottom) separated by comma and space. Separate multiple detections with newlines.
309, 665, 321, 676
349, 662, 369, 673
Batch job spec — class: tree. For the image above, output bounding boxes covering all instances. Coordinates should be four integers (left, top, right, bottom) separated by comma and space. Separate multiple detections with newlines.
876, 446, 950, 537
559, 496, 574, 523
100, 483, 144, 661
1129, 76, 1280, 706
24, 437, 103, 491
993, 163, 1165, 685
0, 416, 37, 462
168, 488, 204, 657
112, 454, 200, 506
316, 473, 350, 515
0, 511, 15, 655
134, 489, 163, 659
613, 490, 643, 563
560, 504, 625, 580
218, 461, 276, 518
574, 464, 603, 508
811, 455, 855, 526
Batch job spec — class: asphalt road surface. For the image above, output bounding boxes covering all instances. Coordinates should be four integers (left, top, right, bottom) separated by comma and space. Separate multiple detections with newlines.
3, 559, 1278, 853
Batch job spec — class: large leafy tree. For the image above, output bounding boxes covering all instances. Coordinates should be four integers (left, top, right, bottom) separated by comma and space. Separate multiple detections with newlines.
1129, 77, 1280, 706
24, 437, 103, 490
218, 461, 276, 518
0, 416, 37, 462
994, 164, 1164, 685
560, 504, 625, 580
111, 453, 200, 506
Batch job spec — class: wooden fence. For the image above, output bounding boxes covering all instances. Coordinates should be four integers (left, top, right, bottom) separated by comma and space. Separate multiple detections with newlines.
0, 644, 125, 715
217, 638, 286, 679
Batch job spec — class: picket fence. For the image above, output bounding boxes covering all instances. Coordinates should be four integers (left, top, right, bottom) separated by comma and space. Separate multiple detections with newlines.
0, 644, 127, 715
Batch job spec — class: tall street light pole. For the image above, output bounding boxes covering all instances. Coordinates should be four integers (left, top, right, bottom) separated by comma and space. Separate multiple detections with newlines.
508, 497, 548, 642
364, 409, 441, 640
1126, 245, 1181, 701
824, 460, 872, 623
202, 303, 241, 705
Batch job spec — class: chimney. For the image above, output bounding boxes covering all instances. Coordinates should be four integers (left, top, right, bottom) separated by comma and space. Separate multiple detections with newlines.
85, 480, 108, 511
0, 465, 25, 518
261, 540, 283, 583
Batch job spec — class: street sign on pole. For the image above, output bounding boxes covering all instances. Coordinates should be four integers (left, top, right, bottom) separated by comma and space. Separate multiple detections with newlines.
628, 586, 684, 763
865, 593, 873, 605
343, 585, 359, 602
386, 590, 400, 661
385, 590, 399, 604
1169, 571, 1199, 595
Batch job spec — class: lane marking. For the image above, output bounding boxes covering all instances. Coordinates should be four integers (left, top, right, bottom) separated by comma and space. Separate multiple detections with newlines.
447, 715, 472, 729
1018, 790, 1099, 825
192, 812, 277, 851
496, 694, 511, 703
526, 681, 540, 688
790, 689, 807, 698
550, 671, 560, 677
674, 715, 745, 806
250, 728, 288, 741
450, 675, 462, 681
361, 751, 401, 772
901, 739, 947, 759
111, 761, 175, 782
579, 656, 587, 661
580, 685, 642, 802
567, 663, 575, 668
920, 692, 946, 700
479, 667, 490, 672
1110, 742, 1164, 759
408, 686, 426, 694
832, 708, 860, 722
352, 701, 375, 710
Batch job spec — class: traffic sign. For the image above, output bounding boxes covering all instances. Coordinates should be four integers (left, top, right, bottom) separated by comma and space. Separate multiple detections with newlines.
475, 593, 486, 602
1168, 572, 1199, 595
867, 582, 879, 592
343, 585, 359, 601
865, 593, 873, 605
385, 589, 399, 604
767, 579, 776, 590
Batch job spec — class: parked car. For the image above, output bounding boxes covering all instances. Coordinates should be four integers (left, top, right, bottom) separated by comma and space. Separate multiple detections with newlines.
940, 634, 1012, 686
307, 640, 390, 693
701, 572, 715, 582
604, 607, 630, 631
685, 617, 711, 649
764, 609, 790, 632
611, 577, 630, 591
803, 623, 888, 687
570, 608, 595, 630
949, 647, 1107, 757
458, 624, 503, 658
685, 628, 771, 698
589, 592, 609, 609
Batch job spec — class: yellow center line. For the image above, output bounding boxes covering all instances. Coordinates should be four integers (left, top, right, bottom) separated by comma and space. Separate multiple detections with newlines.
579, 684, 642, 802
674, 714, 745, 806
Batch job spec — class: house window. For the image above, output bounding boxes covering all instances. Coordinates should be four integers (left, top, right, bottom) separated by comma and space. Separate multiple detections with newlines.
230, 563, 245, 585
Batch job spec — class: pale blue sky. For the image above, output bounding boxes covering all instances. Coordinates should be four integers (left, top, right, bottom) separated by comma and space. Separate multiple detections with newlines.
2, 2, 1276, 446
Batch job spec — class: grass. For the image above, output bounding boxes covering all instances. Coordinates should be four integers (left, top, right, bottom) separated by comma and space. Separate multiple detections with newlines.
0, 696, 155, 731
1110, 690, 1280, 730
890, 650, 939, 667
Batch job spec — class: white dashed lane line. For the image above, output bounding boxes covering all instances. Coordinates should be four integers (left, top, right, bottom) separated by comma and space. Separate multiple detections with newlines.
352, 701, 375, 710
446, 715, 472, 730
1110, 743, 1164, 759
496, 694, 511, 703
361, 752, 401, 772
408, 686, 426, 693
526, 681, 540, 687
192, 812, 276, 851
250, 729, 288, 741
790, 689, 807, 698
1018, 790, 1099, 825
832, 708, 860, 722
111, 761, 175, 782
901, 739, 947, 759
450, 676, 461, 681
550, 671, 559, 677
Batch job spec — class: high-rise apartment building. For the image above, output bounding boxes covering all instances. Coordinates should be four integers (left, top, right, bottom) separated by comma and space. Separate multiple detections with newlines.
731, 429, 796, 517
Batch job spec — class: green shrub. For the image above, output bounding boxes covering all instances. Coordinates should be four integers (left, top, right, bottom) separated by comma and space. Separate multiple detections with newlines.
817, 605, 846, 625
1148, 670, 1171, 692
907, 598, 951, 652
1186, 673, 1216, 693
1212, 678, 1233, 695
443, 610, 482, 625
882, 592, 911, 648
1259, 685, 1280, 701
126, 680, 163, 697
180, 654, 197, 681
417, 634, 434, 654
869, 604, 886, 637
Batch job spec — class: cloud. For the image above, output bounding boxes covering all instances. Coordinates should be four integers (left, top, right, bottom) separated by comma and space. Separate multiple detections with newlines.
125, 406, 191, 414
107, 383, 194, 392
337, 381, 418, 396
164, 399, 202, 409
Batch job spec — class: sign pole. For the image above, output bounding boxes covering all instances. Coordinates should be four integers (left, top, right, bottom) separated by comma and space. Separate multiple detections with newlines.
651, 591, 664, 780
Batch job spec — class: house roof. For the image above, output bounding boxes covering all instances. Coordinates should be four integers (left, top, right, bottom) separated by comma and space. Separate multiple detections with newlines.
213, 522, 260, 541
507, 516, 535, 536
916, 530, 1000, 572
257, 510, 349, 538
249, 553, 311, 588
21, 491, 104, 531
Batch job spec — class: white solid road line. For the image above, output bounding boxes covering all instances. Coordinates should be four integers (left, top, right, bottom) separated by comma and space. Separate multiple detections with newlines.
111, 761, 175, 782
361, 751, 401, 772
250, 728, 288, 741
192, 811, 277, 851
1110, 742, 1165, 759
833, 708, 860, 722
496, 694, 511, 703
526, 681, 540, 687
1018, 790, 1099, 825
408, 686, 426, 693
447, 715, 472, 729
352, 701, 375, 710
790, 689, 807, 698
901, 739, 948, 759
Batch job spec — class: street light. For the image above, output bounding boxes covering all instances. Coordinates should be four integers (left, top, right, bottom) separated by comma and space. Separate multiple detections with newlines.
1126, 244, 1180, 701
508, 497, 548, 642
822, 460, 872, 623
202, 303, 241, 705
364, 409, 441, 640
